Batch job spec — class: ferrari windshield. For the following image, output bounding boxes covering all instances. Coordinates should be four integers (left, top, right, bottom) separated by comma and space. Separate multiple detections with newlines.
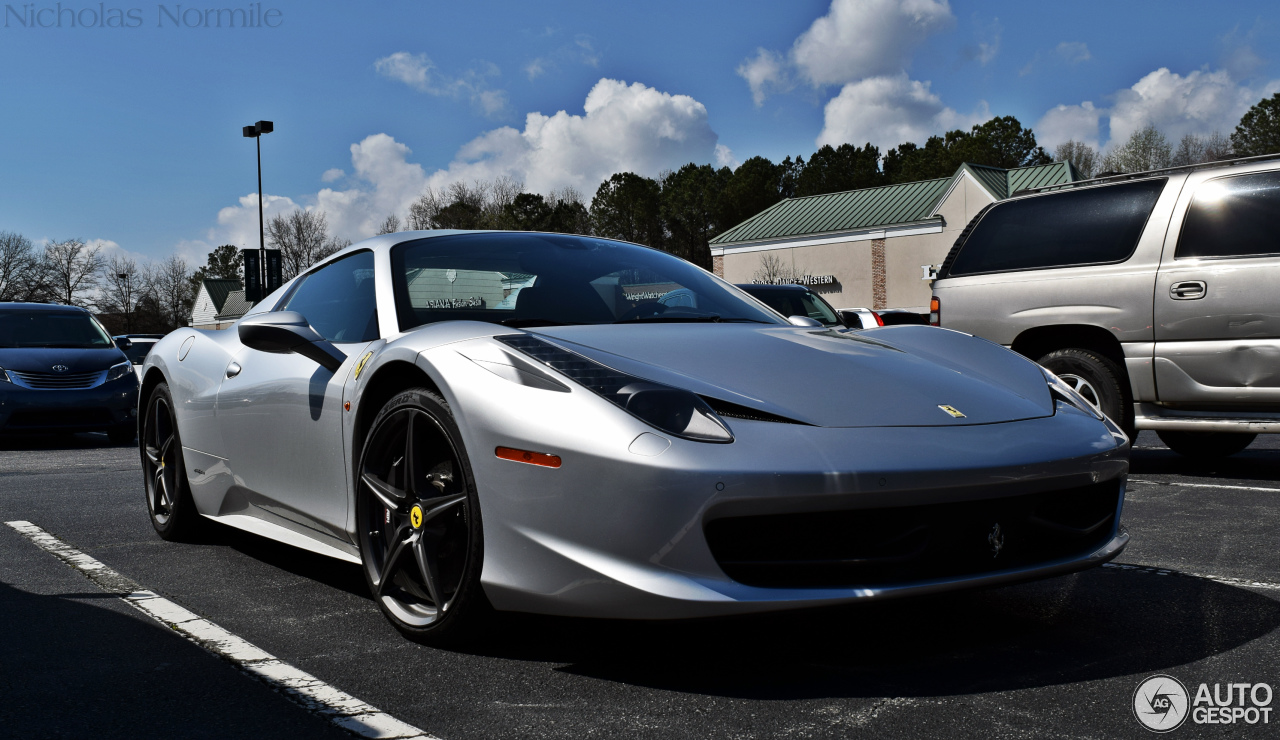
390, 233, 783, 330
0, 309, 114, 349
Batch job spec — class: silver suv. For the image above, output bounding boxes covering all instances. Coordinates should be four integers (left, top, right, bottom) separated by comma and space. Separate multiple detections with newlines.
930, 154, 1280, 458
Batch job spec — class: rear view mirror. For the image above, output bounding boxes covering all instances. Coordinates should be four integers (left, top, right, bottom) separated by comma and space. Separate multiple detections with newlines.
238, 311, 347, 372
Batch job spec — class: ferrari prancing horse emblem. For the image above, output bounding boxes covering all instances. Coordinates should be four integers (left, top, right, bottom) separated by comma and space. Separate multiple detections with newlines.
988, 522, 1004, 558
354, 351, 373, 380
410, 504, 424, 529
938, 404, 966, 418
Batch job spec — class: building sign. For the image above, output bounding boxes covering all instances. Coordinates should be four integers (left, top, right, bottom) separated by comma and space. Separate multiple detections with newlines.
752, 274, 836, 286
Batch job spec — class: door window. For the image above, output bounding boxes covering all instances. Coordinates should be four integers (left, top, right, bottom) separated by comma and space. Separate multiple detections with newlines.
278, 250, 378, 342
946, 179, 1165, 277
1176, 171, 1280, 259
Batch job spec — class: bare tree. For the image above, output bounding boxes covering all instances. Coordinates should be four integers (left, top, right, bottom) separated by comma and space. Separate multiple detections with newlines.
267, 209, 341, 280
752, 254, 794, 284
1203, 131, 1233, 162
1100, 125, 1172, 174
1173, 131, 1233, 165
0, 231, 40, 302
43, 239, 103, 307
376, 213, 401, 235
406, 188, 445, 230
1054, 140, 1098, 179
100, 255, 144, 332
145, 255, 194, 330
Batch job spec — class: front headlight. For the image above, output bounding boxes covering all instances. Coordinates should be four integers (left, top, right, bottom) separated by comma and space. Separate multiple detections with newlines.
1041, 367, 1103, 420
497, 334, 734, 443
105, 361, 134, 382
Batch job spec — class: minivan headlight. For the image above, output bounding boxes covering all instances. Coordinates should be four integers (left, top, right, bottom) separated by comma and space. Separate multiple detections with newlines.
497, 334, 734, 443
106, 361, 133, 382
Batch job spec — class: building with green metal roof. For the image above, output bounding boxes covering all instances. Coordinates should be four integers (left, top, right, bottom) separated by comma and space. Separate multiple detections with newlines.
711, 160, 1077, 312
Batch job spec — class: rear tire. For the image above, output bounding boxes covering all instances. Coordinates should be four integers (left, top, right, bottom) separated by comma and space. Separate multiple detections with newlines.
1038, 348, 1133, 435
141, 382, 202, 541
1157, 430, 1256, 459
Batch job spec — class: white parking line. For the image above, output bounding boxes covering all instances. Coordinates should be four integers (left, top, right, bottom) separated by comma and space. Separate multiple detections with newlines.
4, 520, 437, 740
1103, 562, 1280, 591
1128, 478, 1280, 494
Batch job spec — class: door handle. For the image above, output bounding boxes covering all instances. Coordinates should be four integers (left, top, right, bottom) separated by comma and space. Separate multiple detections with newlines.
226, 362, 242, 378
1170, 280, 1206, 300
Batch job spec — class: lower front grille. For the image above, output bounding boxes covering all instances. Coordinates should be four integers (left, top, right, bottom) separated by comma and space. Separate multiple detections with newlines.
9, 369, 103, 389
704, 480, 1121, 588
5, 408, 115, 429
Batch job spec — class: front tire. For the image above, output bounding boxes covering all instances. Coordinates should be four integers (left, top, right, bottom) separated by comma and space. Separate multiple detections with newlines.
356, 388, 488, 646
1039, 348, 1133, 434
1157, 430, 1256, 459
141, 382, 202, 540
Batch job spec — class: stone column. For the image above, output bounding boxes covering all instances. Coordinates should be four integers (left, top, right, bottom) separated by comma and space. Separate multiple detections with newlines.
712, 254, 724, 278
871, 238, 886, 310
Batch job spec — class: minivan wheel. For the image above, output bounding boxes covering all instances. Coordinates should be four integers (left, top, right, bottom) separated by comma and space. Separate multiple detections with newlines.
1157, 430, 1256, 459
1038, 348, 1133, 434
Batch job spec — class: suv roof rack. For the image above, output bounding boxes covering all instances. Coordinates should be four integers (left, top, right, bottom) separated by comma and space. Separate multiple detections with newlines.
1013, 151, 1280, 197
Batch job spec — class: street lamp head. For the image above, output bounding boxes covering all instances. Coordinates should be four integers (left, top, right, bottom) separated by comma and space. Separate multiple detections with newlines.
242, 120, 274, 138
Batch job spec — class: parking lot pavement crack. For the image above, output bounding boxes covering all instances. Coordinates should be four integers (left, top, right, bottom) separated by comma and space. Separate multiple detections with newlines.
4, 520, 441, 740
1102, 562, 1280, 591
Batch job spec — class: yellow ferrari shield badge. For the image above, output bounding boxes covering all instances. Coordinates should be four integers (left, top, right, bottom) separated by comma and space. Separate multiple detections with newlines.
409, 504, 424, 529
354, 351, 373, 380
938, 405, 966, 418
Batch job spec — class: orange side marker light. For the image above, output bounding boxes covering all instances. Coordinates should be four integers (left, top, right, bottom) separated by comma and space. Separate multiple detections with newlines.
495, 446, 561, 468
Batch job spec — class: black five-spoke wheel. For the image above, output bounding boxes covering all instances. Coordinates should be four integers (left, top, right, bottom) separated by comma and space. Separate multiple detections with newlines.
357, 388, 486, 643
142, 382, 200, 540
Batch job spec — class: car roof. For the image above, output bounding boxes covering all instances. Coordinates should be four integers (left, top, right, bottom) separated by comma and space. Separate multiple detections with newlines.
0, 302, 88, 313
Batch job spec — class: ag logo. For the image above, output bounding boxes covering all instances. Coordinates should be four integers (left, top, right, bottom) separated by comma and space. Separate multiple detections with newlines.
51, 365, 69, 373
409, 504, 424, 529
1134, 674, 1190, 732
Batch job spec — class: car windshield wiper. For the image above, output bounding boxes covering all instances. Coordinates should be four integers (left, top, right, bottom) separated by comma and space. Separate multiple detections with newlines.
614, 313, 723, 324
499, 317, 573, 328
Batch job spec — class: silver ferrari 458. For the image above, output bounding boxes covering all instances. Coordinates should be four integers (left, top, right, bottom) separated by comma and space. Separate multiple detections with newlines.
139, 231, 1130, 643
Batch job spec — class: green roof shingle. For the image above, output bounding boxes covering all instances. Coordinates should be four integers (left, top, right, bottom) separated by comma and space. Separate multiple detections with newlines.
199, 278, 242, 313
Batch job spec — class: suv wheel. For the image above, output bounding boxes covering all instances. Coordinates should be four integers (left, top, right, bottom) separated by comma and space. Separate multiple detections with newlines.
1038, 348, 1133, 434
1157, 430, 1256, 459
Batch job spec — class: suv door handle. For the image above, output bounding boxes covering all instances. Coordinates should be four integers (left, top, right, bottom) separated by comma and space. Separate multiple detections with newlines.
1170, 280, 1206, 300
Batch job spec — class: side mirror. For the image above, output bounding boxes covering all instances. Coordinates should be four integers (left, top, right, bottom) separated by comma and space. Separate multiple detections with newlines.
237, 311, 347, 372
787, 315, 824, 327
115, 337, 133, 350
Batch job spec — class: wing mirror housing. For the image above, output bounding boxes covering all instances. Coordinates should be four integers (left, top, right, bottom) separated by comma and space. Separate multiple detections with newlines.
115, 337, 133, 350
237, 311, 347, 372
787, 315, 824, 327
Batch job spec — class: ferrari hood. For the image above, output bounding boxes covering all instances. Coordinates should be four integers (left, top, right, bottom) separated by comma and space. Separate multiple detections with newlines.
528, 324, 1054, 428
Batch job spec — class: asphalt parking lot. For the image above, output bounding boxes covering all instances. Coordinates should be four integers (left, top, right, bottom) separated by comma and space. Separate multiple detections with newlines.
1, 432, 1277, 739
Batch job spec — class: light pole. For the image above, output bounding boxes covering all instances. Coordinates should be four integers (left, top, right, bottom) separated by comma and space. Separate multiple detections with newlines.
242, 120, 273, 300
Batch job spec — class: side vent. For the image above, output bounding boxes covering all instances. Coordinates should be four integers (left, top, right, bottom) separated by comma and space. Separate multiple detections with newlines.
700, 397, 809, 425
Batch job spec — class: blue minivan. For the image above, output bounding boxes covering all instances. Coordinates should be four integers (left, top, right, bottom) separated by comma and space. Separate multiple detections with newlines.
0, 302, 140, 443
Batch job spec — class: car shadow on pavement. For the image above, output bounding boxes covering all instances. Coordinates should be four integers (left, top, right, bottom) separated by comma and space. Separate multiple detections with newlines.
0, 431, 135, 451
468, 568, 1280, 700
1130, 445, 1280, 484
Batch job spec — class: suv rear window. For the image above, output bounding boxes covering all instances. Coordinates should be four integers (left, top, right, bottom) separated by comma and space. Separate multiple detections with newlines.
945, 179, 1165, 277
1176, 171, 1280, 259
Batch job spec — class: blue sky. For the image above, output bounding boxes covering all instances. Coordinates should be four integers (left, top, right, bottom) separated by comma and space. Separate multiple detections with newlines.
1, 0, 1278, 266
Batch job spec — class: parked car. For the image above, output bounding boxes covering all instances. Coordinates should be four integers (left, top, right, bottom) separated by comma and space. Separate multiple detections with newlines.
114, 333, 166, 379
930, 154, 1280, 458
0, 303, 139, 443
837, 307, 884, 330
877, 309, 928, 326
140, 231, 1128, 645
735, 283, 849, 328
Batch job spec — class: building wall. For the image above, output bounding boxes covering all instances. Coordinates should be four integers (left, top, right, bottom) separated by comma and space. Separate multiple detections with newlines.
718, 174, 999, 312
190, 287, 218, 327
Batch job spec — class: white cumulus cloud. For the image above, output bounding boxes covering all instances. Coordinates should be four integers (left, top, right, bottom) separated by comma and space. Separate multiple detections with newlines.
737, 48, 790, 107
374, 51, 508, 118
817, 73, 984, 151
792, 0, 954, 86
205, 79, 722, 244
1035, 101, 1102, 150
320, 168, 344, 183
